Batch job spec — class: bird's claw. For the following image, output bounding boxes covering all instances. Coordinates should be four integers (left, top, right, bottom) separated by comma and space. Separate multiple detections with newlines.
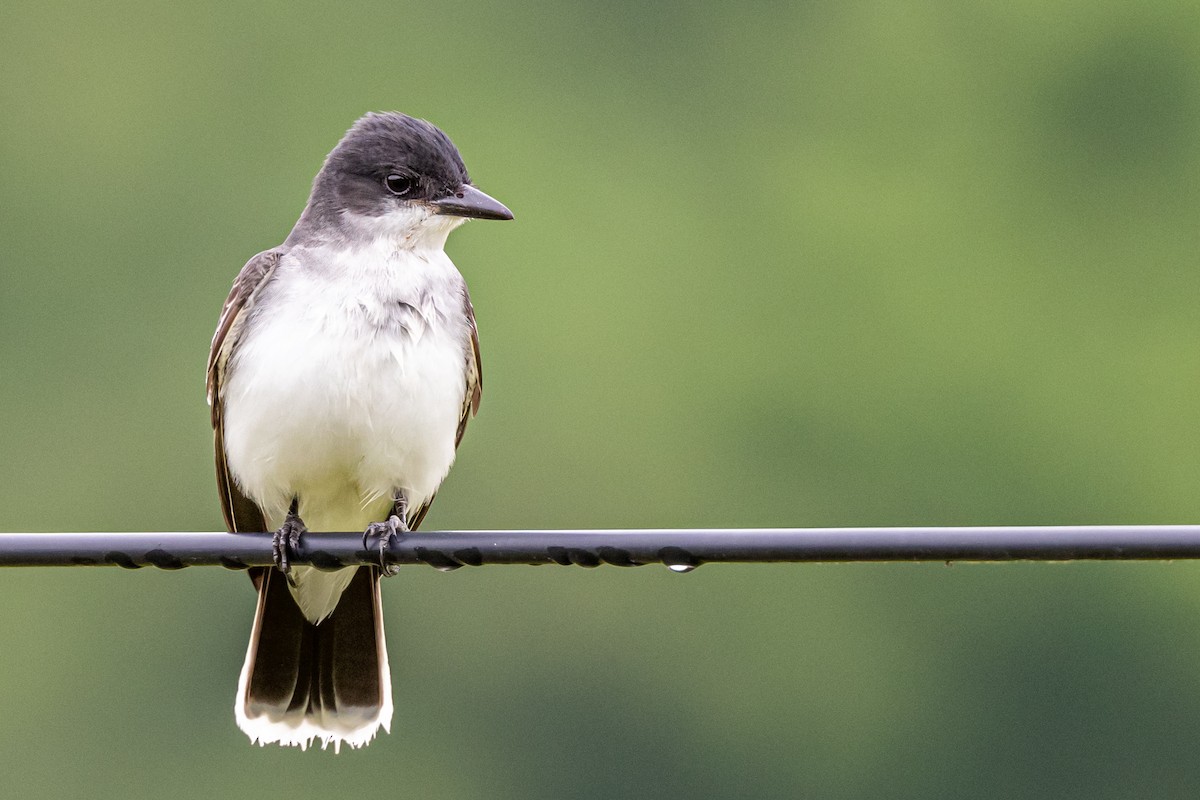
363, 514, 407, 576
272, 516, 306, 575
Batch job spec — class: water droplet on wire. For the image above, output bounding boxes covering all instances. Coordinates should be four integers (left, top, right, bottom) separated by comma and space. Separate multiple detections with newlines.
658, 546, 699, 574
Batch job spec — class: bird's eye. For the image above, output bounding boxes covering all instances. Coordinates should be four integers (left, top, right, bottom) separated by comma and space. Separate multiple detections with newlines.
384, 174, 415, 196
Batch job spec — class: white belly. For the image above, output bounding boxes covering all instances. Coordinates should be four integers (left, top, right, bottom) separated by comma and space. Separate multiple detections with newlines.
220, 244, 471, 535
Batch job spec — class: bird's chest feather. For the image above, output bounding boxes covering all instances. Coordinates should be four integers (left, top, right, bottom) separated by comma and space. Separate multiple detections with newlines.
221, 244, 471, 518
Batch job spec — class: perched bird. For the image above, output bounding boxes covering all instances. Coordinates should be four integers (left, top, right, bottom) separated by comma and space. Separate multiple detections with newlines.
206, 112, 512, 751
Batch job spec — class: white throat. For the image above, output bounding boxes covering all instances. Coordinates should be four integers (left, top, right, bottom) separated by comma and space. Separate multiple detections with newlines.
339, 204, 466, 252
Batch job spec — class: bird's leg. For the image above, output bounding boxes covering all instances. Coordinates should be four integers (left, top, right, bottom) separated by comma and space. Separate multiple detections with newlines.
363, 491, 408, 576
272, 497, 307, 577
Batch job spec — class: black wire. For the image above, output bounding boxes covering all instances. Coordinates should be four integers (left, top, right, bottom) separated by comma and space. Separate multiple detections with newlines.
0, 526, 1198, 570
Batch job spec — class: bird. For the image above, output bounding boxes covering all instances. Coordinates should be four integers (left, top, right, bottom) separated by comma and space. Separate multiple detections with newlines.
205, 111, 512, 751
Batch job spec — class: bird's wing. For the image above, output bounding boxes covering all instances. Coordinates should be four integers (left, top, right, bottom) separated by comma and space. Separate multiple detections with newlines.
407, 287, 482, 530
207, 250, 281, 534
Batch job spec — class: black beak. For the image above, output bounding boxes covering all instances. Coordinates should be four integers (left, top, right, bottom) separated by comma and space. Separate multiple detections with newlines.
431, 184, 513, 221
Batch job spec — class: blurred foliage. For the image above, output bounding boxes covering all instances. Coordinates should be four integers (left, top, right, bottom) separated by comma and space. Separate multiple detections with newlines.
2, 0, 1200, 797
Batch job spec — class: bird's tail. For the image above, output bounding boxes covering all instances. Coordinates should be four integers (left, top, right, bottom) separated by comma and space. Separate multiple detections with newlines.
234, 566, 392, 752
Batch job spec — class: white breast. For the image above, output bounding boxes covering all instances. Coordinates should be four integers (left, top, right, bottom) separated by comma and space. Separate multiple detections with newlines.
220, 239, 472, 535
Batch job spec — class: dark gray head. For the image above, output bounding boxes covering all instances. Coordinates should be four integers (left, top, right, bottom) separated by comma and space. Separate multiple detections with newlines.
292, 112, 512, 244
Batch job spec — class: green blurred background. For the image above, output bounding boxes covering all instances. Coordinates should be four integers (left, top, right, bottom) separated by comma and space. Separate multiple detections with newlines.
2, 0, 1200, 797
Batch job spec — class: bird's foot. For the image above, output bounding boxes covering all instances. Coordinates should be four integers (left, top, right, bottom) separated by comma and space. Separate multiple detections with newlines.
363, 514, 407, 576
272, 510, 307, 575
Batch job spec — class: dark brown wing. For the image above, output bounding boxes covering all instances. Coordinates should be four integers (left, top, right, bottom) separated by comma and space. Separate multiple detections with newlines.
458, 289, 484, 444
407, 286, 483, 530
207, 250, 281, 534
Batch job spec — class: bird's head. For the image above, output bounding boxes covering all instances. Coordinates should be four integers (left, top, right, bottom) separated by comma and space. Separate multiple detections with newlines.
304, 111, 512, 247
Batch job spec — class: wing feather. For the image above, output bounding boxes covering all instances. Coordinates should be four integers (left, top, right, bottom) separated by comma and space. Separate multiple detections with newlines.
408, 286, 483, 530
207, 250, 281, 533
